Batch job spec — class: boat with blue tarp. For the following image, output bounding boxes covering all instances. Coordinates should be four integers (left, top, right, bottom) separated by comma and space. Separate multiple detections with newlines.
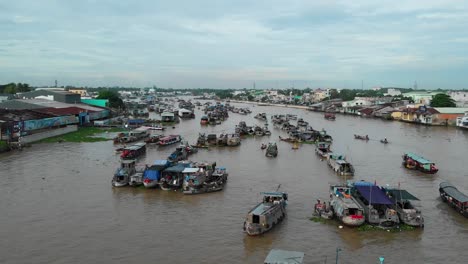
142, 160, 170, 188
244, 189, 288, 235
159, 162, 192, 191
351, 181, 399, 227
402, 152, 438, 174
439, 182, 468, 217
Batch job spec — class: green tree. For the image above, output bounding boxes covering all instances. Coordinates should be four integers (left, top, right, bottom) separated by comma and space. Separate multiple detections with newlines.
430, 93, 456, 107
97, 90, 125, 109
247, 94, 254, 101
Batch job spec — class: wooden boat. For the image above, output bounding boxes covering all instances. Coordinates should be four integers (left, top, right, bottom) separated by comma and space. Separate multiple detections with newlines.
384, 188, 424, 227
278, 136, 301, 143
227, 134, 241, 146
297, 118, 308, 127
265, 143, 278, 157
261, 144, 267, 150
354, 134, 369, 141
315, 142, 331, 158
243, 191, 288, 235
329, 184, 365, 226
314, 199, 333, 220
112, 159, 136, 187
324, 112, 336, 120
439, 182, 468, 217
351, 182, 400, 228
129, 172, 144, 187
113, 130, 149, 144
159, 163, 191, 191
120, 143, 146, 160
380, 139, 389, 144
182, 163, 228, 195
143, 160, 170, 188
327, 154, 354, 177
200, 116, 209, 125
158, 135, 182, 146
145, 134, 163, 144
254, 113, 267, 120
402, 152, 438, 174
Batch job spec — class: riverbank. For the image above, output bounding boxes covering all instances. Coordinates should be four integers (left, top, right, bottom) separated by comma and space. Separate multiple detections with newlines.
37, 127, 125, 143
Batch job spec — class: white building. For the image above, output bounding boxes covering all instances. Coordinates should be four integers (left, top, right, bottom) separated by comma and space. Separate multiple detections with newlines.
385, 88, 402, 97
342, 97, 374, 107
449, 91, 468, 107
312, 88, 330, 102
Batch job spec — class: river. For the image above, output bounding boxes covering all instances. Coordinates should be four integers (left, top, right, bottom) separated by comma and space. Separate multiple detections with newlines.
1, 101, 467, 264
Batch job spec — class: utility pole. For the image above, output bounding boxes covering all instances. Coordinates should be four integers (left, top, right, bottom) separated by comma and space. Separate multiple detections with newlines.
361, 80, 364, 90
335, 248, 341, 264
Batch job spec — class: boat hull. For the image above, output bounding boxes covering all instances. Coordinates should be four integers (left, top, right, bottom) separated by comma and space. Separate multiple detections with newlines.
112, 181, 128, 187
143, 180, 159, 188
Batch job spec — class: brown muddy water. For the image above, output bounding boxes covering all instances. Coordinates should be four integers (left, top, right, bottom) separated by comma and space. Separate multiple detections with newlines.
1, 102, 468, 264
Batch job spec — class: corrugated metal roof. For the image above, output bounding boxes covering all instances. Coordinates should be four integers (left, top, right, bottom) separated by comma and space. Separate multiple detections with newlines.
434, 108, 468, 114
34, 107, 95, 116
0, 100, 47, 110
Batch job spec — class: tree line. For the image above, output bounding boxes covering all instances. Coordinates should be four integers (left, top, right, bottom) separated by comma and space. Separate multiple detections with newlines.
0, 83, 31, 94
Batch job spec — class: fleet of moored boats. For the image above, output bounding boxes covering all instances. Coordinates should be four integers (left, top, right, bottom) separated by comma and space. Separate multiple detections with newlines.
113, 100, 467, 238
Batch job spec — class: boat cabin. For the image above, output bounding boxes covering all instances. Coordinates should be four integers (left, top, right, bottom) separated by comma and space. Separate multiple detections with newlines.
120, 143, 146, 159
159, 135, 181, 146
439, 182, 468, 217
403, 152, 438, 174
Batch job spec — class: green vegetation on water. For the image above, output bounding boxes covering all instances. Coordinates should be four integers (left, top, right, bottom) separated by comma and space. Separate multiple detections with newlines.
357, 224, 416, 232
310, 216, 418, 232
37, 127, 125, 143
309, 216, 327, 224
0, 140, 10, 151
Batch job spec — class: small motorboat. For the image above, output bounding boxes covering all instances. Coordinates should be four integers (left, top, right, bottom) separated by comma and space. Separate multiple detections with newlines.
380, 138, 389, 144
314, 199, 333, 220
354, 134, 369, 141
261, 144, 267, 150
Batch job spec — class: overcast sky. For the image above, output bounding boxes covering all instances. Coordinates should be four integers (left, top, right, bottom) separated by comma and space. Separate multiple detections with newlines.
1, 0, 468, 89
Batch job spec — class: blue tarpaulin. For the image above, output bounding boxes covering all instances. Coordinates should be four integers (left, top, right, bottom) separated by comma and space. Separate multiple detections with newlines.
143, 170, 161, 181
355, 185, 394, 205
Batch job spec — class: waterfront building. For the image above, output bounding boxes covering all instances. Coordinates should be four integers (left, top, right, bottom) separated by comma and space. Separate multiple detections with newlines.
433, 108, 468, 126
68, 88, 88, 97
448, 91, 468, 107
312, 88, 330, 102
403, 91, 440, 105
19, 90, 81, 104
400, 105, 439, 125
385, 88, 402, 97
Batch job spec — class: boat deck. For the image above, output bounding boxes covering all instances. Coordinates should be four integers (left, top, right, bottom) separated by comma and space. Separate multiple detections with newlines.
251, 203, 274, 215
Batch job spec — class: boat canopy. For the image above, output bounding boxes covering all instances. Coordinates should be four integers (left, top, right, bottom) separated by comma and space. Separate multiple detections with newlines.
182, 168, 200, 173
335, 160, 350, 165
355, 185, 394, 205
164, 163, 191, 173
154, 160, 168, 166
329, 154, 345, 160
261, 192, 287, 197
143, 169, 161, 180
404, 152, 433, 164
385, 189, 420, 201
264, 249, 304, 264
440, 182, 468, 203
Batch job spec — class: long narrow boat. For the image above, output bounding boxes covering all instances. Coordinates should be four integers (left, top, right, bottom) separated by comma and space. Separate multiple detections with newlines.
243, 191, 288, 235
402, 152, 438, 174
329, 184, 365, 226
315, 142, 332, 158
384, 188, 424, 227
158, 135, 182, 146
439, 182, 468, 217
120, 143, 146, 160
327, 154, 354, 177
351, 182, 399, 228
